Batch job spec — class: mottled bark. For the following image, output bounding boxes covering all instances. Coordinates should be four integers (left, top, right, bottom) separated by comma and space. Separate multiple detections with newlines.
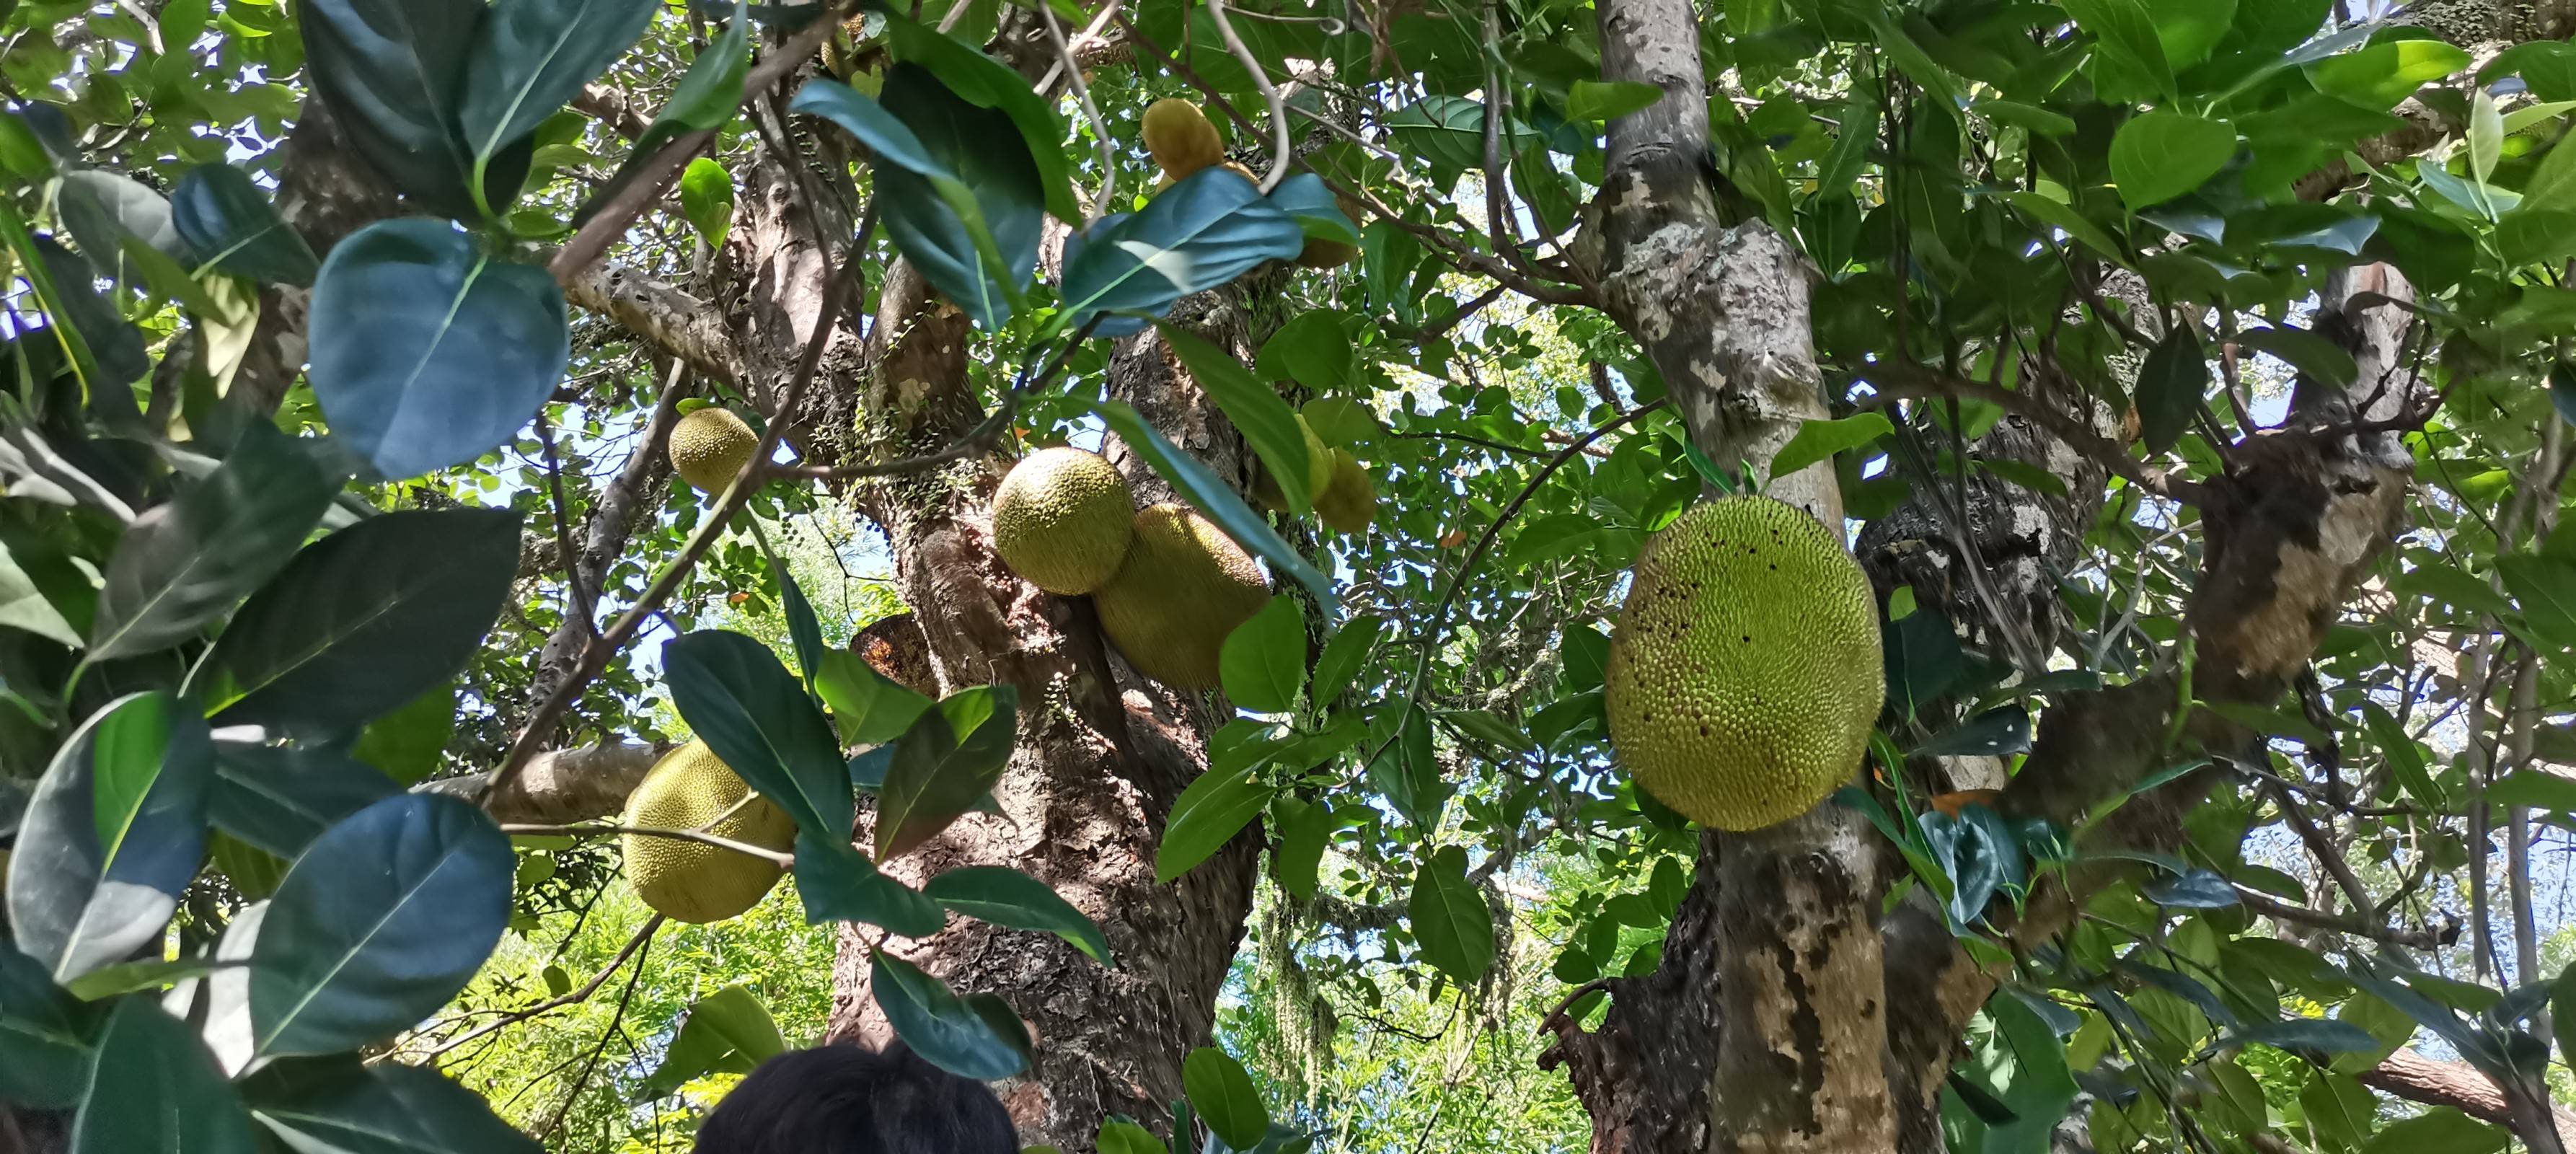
417, 743, 664, 824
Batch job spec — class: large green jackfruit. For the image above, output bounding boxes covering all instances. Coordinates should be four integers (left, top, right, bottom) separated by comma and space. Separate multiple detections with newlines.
992, 447, 1137, 595
1093, 503, 1269, 688
1604, 496, 1883, 831
669, 408, 760, 493
621, 741, 798, 923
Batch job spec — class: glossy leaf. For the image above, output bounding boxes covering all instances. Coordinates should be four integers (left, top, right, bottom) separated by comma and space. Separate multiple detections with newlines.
1095, 400, 1333, 607
2133, 323, 2207, 454
2142, 866, 2240, 909
1157, 746, 1279, 883
1059, 167, 1306, 328
211, 507, 521, 734
307, 219, 569, 480
1770, 413, 1892, 478
816, 646, 934, 747
680, 156, 736, 249
2233, 325, 2357, 391
57, 168, 183, 282
875, 684, 1019, 860
1910, 705, 2032, 758
69, 999, 257, 1154
457, 0, 658, 215
2306, 40, 2469, 113
0, 944, 94, 1107
793, 836, 948, 936
208, 741, 402, 859
250, 795, 513, 1057
7, 692, 212, 983
2060, 0, 2174, 100
882, 11, 1078, 222
171, 162, 321, 286
663, 630, 852, 840
244, 1057, 542, 1154
923, 865, 1112, 965
1408, 845, 1494, 985
2109, 111, 2234, 212
1266, 173, 1360, 244
1163, 324, 1318, 519
870, 951, 1030, 1079
1184, 1047, 1270, 1150
88, 420, 334, 659
636, 985, 788, 1100
1312, 615, 1382, 705
298, 0, 493, 218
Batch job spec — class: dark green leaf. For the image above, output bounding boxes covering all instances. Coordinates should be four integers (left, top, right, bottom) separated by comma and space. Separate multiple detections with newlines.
0, 944, 94, 1106
1266, 173, 1359, 244
1183, 1047, 1269, 1150
876, 684, 1018, 860
18, 230, 148, 389
2357, 1108, 2506, 1154
2134, 324, 2207, 454
56, 169, 182, 282
1563, 80, 1662, 123
1157, 746, 1279, 883
2060, 0, 2174, 101
457, 0, 658, 216
2501, 554, 2576, 648
1060, 168, 1306, 327
208, 741, 401, 859
1387, 96, 1532, 170
1368, 705, 1447, 829
1770, 413, 1892, 478
170, 163, 320, 286
2141, 867, 2238, 908
308, 219, 568, 480
870, 951, 1029, 1078
925, 865, 1111, 965
583, 1, 749, 211
349, 681, 458, 784
1163, 325, 1319, 519
2227, 1018, 2381, 1055
70, 999, 256, 1154
883, 11, 1077, 223
2489, 767, 2576, 812
635, 986, 787, 1100
1220, 596, 1307, 712
250, 795, 512, 1057
2109, 111, 2235, 212
2307, 40, 2470, 112
211, 507, 520, 734
6, 692, 211, 982
0, 530, 89, 648
1256, 311, 1357, 397
1095, 400, 1333, 607
1910, 705, 2031, 757
299, 0, 493, 218
2234, 325, 2357, 391
244, 1056, 540, 1154
89, 420, 334, 659
2553, 961, 2576, 1081
663, 630, 852, 842
1269, 796, 1331, 902
793, 835, 947, 936
1312, 615, 1381, 704
1408, 845, 1494, 985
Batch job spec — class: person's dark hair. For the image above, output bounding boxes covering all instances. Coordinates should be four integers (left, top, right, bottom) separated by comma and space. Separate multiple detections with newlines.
693, 1041, 1018, 1154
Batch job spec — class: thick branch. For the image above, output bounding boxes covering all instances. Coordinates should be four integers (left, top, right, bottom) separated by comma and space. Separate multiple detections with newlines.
2361, 1049, 2576, 1148
418, 742, 662, 824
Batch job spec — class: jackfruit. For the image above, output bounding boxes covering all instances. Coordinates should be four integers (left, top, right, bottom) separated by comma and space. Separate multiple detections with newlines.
1247, 417, 1330, 513
1298, 194, 1364, 269
669, 408, 760, 493
1143, 99, 1225, 179
1604, 496, 1883, 832
1092, 503, 1269, 688
621, 741, 798, 923
992, 447, 1136, 594
1314, 449, 1375, 533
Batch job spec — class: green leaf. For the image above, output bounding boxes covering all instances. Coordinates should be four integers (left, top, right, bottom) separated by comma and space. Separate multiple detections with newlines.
170, 162, 320, 286
56, 168, 183, 283
1998, 190, 2130, 265
0, 534, 86, 648
635, 986, 787, 1100
816, 646, 934, 747
1062, 168, 1307, 331
1269, 796, 1331, 901
2227, 1018, 2383, 1056
2233, 325, 2357, 391
0, 944, 97, 1106
2133, 323, 2207, 454
1220, 596, 1307, 713
350, 681, 458, 784
1369, 705, 1447, 829
1265, 172, 1360, 245
1157, 746, 1279, 882
298, 0, 495, 219
250, 795, 513, 1057
1163, 325, 1319, 519
1910, 705, 2030, 757
1311, 615, 1381, 704
680, 157, 736, 250
1408, 845, 1494, 985
870, 951, 1031, 1078
883, 11, 1077, 223
244, 1057, 541, 1154
211, 507, 520, 734
2470, 88, 2503, 187
1094, 400, 1334, 607
88, 420, 335, 659
793, 836, 947, 936
2059, 0, 2174, 102
663, 630, 852, 843
1974, 100, 2075, 137
2110, 111, 2235, 212
1098, 1119, 1163, 1154
6, 692, 211, 983
1183, 1047, 1270, 1150
1256, 310, 1357, 396
208, 741, 401, 860
308, 219, 568, 480
583, 0, 748, 211
2553, 961, 2576, 1083
2307, 40, 2470, 112
457, 0, 658, 217
1563, 80, 1662, 123
1770, 413, 1892, 478
1387, 95, 1532, 171
2489, 767, 2576, 812
2499, 553, 2576, 648
71, 1000, 257, 1154
2357, 1108, 2505, 1154
924, 865, 1112, 965
875, 684, 1019, 860
2144, 0, 2233, 70
1302, 396, 1380, 446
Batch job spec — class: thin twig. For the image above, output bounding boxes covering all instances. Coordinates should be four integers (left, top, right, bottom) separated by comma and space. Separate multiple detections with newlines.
531, 410, 598, 639
2232, 886, 2447, 950
1853, 365, 2207, 504
402, 915, 667, 1062
1036, 0, 1123, 94
537, 928, 654, 1142
1204, 0, 1289, 193
1038, 0, 1116, 219
499, 823, 797, 868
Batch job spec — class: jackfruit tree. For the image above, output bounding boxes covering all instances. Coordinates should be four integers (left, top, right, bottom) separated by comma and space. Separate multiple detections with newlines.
4, 0, 2576, 1153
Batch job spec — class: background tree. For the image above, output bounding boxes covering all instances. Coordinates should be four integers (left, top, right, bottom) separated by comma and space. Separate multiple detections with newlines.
2, 0, 2576, 1153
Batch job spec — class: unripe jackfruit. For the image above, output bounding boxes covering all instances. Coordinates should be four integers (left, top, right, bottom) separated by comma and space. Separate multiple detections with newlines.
992, 447, 1135, 595
1251, 418, 1333, 513
1092, 503, 1269, 688
621, 741, 798, 923
1315, 449, 1375, 533
1604, 496, 1882, 832
1143, 99, 1225, 180
669, 408, 760, 493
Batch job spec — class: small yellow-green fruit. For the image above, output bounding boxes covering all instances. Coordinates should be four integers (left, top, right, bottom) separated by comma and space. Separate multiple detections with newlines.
1143, 99, 1225, 179
992, 446, 1136, 595
1092, 503, 1269, 688
1604, 496, 1883, 832
621, 741, 798, 923
669, 408, 760, 493
1314, 449, 1375, 533
1298, 195, 1364, 268
1294, 415, 1333, 501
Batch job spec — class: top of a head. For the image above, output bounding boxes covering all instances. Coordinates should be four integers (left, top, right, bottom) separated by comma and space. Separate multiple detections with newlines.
693, 1042, 1018, 1154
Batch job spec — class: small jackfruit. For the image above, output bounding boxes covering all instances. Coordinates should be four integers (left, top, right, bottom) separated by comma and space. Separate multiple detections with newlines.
1143, 99, 1225, 180
1092, 503, 1269, 688
1604, 496, 1883, 832
992, 447, 1136, 595
1247, 417, 1331, 513
669, 408, 760, 493
621, 741, 798, 923
1314, 449, 1375, 533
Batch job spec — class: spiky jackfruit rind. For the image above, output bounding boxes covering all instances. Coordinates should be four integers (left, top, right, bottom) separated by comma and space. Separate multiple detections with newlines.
620, 741, 798, 923
1143, 99, 1225, 179
669, 408, 759, 493
1093, 503, 1269, 688
1315, 449, 1375, 533
992, 447, 1136, 595
1604, 496, 1884, 832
